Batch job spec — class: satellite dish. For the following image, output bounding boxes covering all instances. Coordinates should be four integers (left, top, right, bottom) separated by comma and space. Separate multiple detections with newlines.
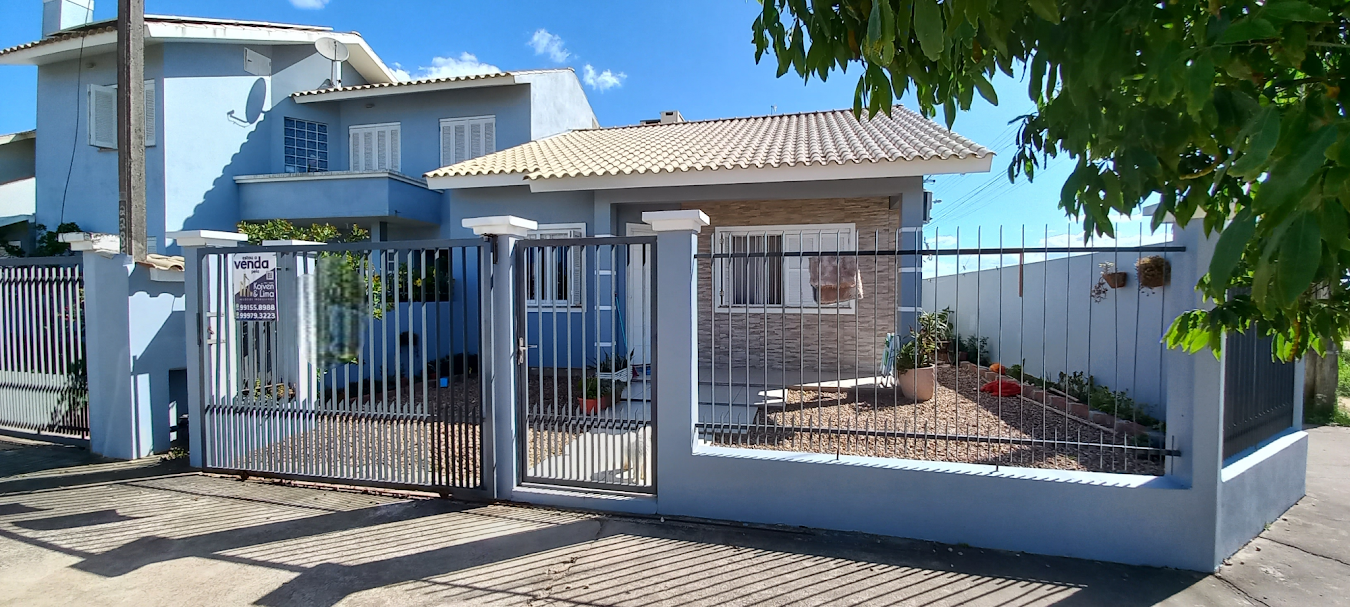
315, 37, 350, 88
314, 37, 350, 61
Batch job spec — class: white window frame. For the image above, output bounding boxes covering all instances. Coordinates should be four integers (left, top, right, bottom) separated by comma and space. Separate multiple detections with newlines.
349, 122, 401, 172
713, 223, 858, 315
439, 115, 496, 167
525, 223, 586, 310
88, 80, 156, 149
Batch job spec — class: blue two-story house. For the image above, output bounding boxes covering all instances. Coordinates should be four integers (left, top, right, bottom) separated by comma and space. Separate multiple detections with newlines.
0, 3, 597, 251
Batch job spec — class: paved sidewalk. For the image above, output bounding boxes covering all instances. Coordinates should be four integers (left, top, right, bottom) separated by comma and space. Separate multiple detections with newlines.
0, 427, 1345, 606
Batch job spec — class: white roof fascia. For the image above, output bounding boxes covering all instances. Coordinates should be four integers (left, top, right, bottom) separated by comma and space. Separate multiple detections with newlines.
294, 74, 519, 103
515, 155, 994, 193
0, 24, 396, 84
425, 172, 531, 190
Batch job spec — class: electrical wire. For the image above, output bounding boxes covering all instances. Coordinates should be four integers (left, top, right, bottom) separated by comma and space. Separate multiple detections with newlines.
59, 31, 90, 225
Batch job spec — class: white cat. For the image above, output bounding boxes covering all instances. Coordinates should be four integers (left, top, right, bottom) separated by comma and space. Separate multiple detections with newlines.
621, 425, 653, 484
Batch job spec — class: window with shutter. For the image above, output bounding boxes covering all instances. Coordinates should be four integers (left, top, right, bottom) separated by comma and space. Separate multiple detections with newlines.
525, 224, 586, 309
348, 123, 401, 172
439, 115, 496, 166
715, 224, 857, 314
88, 80, 156, 149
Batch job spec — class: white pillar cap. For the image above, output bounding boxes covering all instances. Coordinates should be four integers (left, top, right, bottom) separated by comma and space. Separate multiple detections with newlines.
261, 239, 324, 246
59, 232, 120, 255
642, 210, 710, 233
462, 215, 538, 237
166, 230, 249, 248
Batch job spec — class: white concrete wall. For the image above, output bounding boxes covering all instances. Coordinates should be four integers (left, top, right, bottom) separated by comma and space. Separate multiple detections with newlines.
922, 250, 1176, 415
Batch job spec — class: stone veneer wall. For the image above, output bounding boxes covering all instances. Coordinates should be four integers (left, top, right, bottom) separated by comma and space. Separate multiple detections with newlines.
684, 197, 912, 377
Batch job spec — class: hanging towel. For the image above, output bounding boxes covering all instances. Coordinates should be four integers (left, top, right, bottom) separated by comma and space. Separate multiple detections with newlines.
808, 255, 865, 304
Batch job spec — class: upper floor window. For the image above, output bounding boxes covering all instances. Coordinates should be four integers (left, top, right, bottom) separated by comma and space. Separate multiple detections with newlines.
440, 116, 495, 166
88, 82, 156, 149
350, 122, 400, 172
284, 118, 328, 173
524, 223, 585, 309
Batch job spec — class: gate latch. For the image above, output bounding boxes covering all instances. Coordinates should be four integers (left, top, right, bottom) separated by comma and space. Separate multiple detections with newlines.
517, 337, 536, 360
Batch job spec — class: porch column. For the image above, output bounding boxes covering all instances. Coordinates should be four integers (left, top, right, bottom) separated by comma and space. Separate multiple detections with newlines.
168, 230, 248, 468
643, 210, 709, 488
463, 215, 537, 499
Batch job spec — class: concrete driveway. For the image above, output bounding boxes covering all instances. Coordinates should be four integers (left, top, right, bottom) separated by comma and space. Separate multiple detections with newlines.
0, 427, 1345, 606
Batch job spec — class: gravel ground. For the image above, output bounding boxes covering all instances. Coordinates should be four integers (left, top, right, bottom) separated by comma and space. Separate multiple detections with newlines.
709, 365, 1164, 475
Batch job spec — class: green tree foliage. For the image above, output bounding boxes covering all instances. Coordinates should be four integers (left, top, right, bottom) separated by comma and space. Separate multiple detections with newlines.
752, 1, 1350, 360
236, 219, 370, 245
2, 222, 83, 257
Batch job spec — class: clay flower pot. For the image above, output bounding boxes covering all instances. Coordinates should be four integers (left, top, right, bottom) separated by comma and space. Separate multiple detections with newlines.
577, 396, 612, 414
897, 366, 936, 401
1102, 272, 1128, 288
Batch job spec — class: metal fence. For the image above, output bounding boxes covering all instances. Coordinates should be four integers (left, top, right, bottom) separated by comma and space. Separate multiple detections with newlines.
516, 235, 656, 493
0, 257, 87, 439
196, 240, 487, 493
695, 225, 1181, 475
1222, 329, 1296, 459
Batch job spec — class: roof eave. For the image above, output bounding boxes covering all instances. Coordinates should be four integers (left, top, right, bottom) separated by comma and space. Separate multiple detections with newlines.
425, 172, 531, 190
295, 73, 520, 103
0, 23, 397, 84
514, 155, 995, 193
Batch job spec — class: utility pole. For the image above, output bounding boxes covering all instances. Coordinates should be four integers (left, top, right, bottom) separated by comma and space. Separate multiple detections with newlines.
117, 0, 146, 260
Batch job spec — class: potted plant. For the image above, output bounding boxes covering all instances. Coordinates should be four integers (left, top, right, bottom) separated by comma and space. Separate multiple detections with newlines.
596, 353, 631, 382
1136, 256, 1171, 289
576, 377, 612, 414
895, 310, 947, 401
1100, 262, 1128, 288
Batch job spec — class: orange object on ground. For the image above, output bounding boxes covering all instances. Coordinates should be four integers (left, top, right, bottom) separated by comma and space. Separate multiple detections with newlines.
980, 379, 1022, 396
989, 363, 1005, 374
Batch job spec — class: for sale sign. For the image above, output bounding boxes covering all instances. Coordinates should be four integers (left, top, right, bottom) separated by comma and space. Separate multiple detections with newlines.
232, 253, 278, 321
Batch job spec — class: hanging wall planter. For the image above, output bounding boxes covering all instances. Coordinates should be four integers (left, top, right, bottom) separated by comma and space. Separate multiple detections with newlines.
1098, 262, 1128, 288
1136, 256, 1171, 289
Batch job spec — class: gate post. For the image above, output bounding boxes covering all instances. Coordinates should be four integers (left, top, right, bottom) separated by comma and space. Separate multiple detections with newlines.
168, 230, 247, 468
463, 216, 537, 499
642, 210, 709, 492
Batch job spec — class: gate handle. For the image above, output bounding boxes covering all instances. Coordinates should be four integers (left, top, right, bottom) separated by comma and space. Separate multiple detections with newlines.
517, 338, 538, 359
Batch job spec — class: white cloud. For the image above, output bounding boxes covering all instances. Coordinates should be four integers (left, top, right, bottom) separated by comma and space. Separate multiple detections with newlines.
289, 0, 329, 9
528, 29, 571, 63
394, 53, 502, 82
582, 64, 626, 91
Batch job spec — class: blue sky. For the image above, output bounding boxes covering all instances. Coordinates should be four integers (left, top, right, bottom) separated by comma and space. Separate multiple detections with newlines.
0, 0, 1159, 259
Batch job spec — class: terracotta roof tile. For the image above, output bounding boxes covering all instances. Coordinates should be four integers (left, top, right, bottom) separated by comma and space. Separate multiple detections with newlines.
292, 68, 570, 98
426, 106, 992, 182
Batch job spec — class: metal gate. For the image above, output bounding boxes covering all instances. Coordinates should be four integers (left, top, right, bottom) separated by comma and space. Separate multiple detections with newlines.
1223, 329, 1296, 459
0, 257, 88, 440
196, 240, 488, 493
515, 235, 656, 493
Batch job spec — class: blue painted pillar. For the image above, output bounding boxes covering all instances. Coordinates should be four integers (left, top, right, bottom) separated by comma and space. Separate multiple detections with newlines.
463, 215, 537, 499
167, 230, 248, 468
643, 210, 709, 491
79, 250, 151, 460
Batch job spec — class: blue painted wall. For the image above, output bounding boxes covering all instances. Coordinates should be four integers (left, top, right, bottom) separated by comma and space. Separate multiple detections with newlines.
238, 174, 441, 226
34, 45, 164, 237
0, 136, 35, 185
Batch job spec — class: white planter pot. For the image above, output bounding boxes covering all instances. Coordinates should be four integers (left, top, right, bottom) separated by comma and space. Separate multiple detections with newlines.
897, 366, 936, 401
597, 368, 631, 382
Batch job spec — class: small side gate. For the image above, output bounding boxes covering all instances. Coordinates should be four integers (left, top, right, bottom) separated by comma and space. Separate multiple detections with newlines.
515, 234, 657, 493
195, 240, 488, 494
0, 257, 88, 440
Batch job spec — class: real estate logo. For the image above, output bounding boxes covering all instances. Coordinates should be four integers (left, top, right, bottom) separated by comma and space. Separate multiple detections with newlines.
232, 253, 278, 321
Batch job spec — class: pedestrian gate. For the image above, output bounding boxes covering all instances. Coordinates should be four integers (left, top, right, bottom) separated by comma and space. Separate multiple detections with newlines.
515, 234, 657, 493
